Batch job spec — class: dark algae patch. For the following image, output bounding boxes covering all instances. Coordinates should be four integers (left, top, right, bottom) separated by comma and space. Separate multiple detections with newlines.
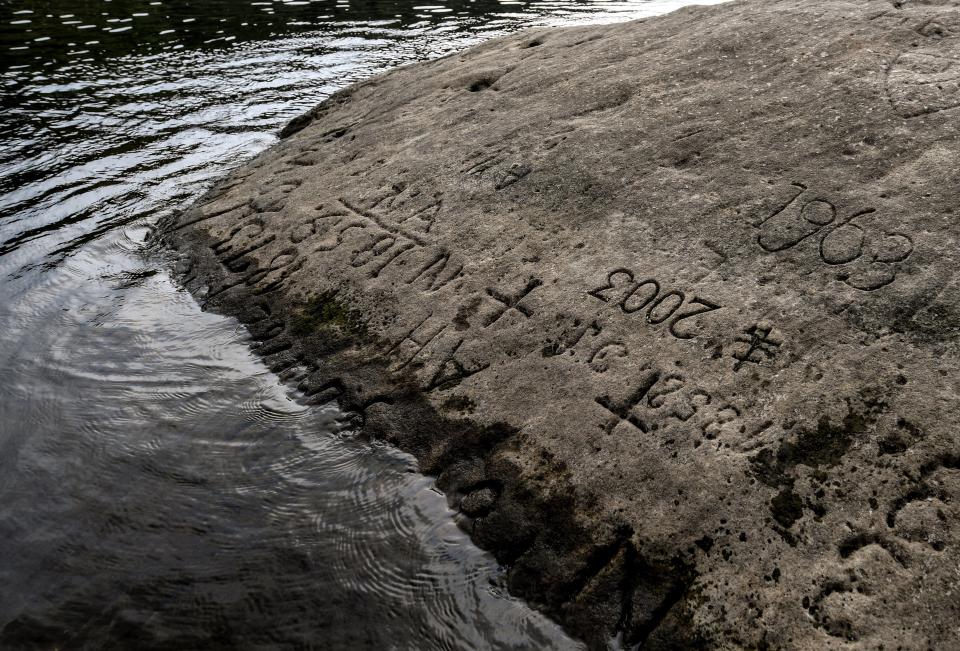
749, 397, 887, 543
749, 398, 884, 490
289, 291, 365, 336
770, 488, 804, 529
877, 417, 926, 455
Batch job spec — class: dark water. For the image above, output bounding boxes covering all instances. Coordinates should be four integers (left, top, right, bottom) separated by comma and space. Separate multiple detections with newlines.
0, 0, 715, 648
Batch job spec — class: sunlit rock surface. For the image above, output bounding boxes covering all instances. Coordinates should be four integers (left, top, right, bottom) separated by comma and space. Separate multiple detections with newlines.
162, 0, 960, 646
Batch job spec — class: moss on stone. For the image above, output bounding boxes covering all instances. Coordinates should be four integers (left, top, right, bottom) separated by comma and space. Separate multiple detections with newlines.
289, 291, 363, 336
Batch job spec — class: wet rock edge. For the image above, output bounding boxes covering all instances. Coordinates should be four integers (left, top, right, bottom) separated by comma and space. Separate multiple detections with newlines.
157, 158, 706, 650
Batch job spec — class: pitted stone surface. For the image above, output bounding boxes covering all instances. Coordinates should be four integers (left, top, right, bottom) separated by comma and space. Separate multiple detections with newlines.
162, 0, 960, 647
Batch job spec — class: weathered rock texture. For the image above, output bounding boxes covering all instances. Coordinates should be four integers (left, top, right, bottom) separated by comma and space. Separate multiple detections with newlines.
161, 0, 960, 647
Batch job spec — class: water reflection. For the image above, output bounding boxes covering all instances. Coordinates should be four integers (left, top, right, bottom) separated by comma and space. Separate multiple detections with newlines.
0, 224, 579, 649
0, 0, 720, 647
1, 0, 657, 72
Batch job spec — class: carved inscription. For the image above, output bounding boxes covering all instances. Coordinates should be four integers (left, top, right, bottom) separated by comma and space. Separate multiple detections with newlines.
387, 314, 448, 373
543, 316, 602, 357
233, 180, 568, 395
276, 194, 467, 291
594, 365, 742, 441
385, 312, 490, 392
205, 224, 302, 299
406, 251, 463, 292
754, 183, 914, 291
588, 268, 721, 339
579, 267, 781, 441
338, 197, 427, 245
351, 182, 443, 235
462, 148, 506, 179
596, 368, 661, 433
732, 323, 782, 372
461, 148, 533, 190
495, 163, 532, 190
426, 339, 490, 391
483, 277, 542, 327
588, 341, 628, 372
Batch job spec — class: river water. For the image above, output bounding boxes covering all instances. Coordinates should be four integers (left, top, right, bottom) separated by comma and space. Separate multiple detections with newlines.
0, 0, 716, 648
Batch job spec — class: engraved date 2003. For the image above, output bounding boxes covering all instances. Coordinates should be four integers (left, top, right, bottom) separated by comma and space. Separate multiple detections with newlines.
588, 268, 721, 339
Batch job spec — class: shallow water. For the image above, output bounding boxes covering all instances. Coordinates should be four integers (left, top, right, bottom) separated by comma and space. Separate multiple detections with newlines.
0, 0, 718, 648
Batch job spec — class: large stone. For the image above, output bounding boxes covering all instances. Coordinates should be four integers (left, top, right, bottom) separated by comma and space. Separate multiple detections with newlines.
161, 0, 960, 647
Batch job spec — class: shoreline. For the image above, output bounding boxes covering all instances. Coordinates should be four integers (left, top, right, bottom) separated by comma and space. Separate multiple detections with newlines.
160, 192, 701, 647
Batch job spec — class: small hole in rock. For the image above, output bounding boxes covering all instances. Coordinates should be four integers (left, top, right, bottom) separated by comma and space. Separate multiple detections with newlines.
468, 79, 493, 92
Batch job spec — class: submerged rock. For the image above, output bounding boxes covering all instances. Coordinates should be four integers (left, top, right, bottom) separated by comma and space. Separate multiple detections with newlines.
162, 0, 960, 647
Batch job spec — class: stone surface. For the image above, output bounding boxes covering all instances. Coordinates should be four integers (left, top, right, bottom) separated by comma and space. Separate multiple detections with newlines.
460, 486, 499, 516
160, 0, 960, 647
